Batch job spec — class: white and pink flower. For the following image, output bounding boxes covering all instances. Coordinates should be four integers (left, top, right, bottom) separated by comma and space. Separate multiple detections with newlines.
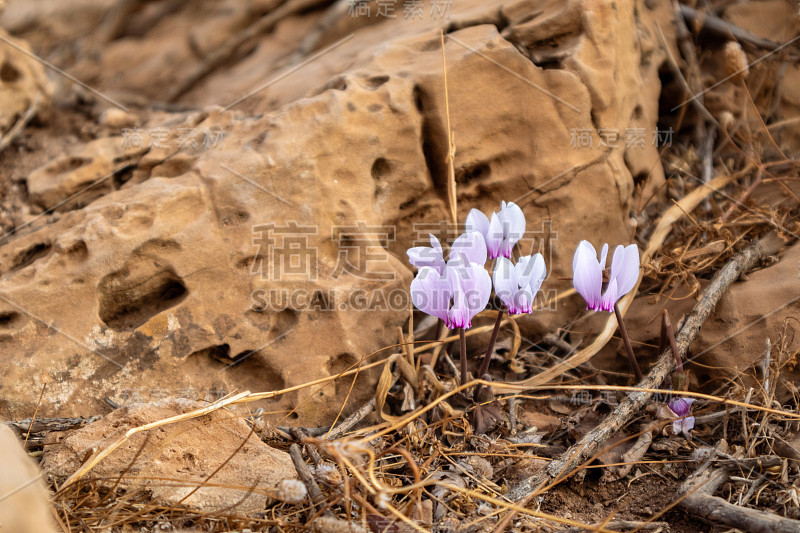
572, 240, 640, 312
466, 201, 526, 259
492, 254, 546, 315
410, 262, 491, 330
407, 231, 487, 275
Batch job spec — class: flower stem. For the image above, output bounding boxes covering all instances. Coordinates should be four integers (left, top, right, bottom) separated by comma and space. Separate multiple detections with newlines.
429, 319, 444, 370
459, 328, 467, 386
614, 303, 643, 381
473, 309, 503, 400
478, 310, 503, 380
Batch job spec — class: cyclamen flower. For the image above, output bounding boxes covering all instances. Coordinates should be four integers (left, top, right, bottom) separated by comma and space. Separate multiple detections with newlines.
667, 397, 696, 439
493, 254, 546, 315
466, 201, 526, 259
407, 232, 487, 275
572, 241, 640, 312
410, 262, 491, 329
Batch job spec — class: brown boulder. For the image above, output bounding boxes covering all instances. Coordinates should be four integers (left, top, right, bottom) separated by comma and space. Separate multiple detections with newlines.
41, 400, 296, 516
689, 241, 800, 398
0, 0, 671, 425
0, 27, 51, 135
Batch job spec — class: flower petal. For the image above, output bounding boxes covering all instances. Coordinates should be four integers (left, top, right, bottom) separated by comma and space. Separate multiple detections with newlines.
406, 246, 436, 268
667, 397, 694, 417
515, 254, 546, 288
466, 209, 489, 238
406, 246, 427, 266
492, 256, 517, 312
502, 236, 528, 259
572, 241, 602, 311
682, 416, 695, 435
407, 247, 442, 273
485, 213, 503, 258
599, 242, 609, 270
451, 263, 491, 327
673, 415, 695, 439
523, 253, 547, 299
513, 255, 533, 286
613, 244, 640, 299
600, 243, 640, 310
407, 234, 445, 274
448, 283, 470, 329
450, 231, 487, 266
667, 396, 695, 439
498, 201, 526, 245
573, 240, 597, 272
599, 278, 619, 311
430, 234, 443, 256
609, 245, 626, 282
410, 267, 451, 324
498, 203, 526, 258
467, 263, 492, 324
513, 286, 534, 314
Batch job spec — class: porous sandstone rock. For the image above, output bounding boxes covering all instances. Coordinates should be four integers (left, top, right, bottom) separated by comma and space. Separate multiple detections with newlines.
0, 27, 51, 136
41, 399, 296, 516
0, 0, 672, 425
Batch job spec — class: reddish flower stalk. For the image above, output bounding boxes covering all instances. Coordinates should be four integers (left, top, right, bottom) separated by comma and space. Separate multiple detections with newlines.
473, 309, 503, 399
614, 303, 643, 381
459, 328, 467, 386
478, 310, 503, 380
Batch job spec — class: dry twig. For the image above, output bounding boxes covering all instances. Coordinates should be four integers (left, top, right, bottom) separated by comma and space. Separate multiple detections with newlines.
557, 519, 671, 532
678, 455, 798, 532
679, 4, 781, 51
0, 92, 41, 153
289, 443, 331, 516
326, 398, 376, 441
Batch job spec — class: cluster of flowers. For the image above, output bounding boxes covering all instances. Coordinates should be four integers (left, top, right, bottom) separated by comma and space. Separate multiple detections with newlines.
406, 201, 698, 439
407, 200, 640, 327
407, 201, 537, 328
